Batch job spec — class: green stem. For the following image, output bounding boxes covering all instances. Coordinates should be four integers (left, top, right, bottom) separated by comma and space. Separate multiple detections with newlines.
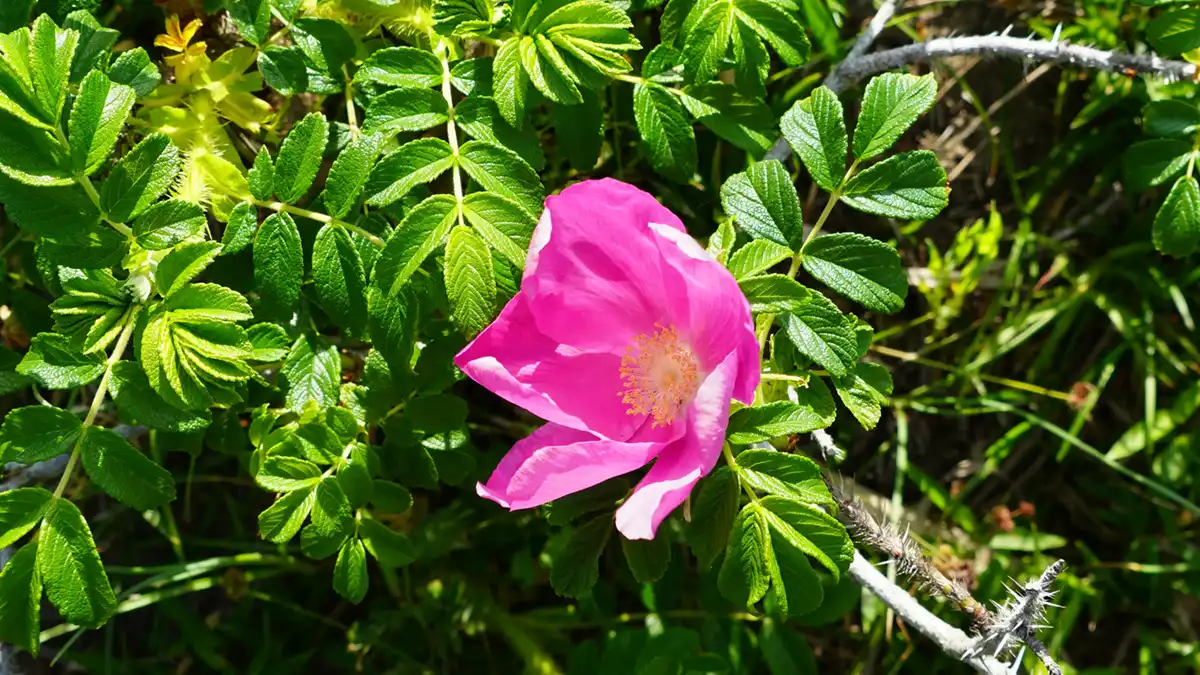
53, 304, 142, 499
52, 126, 135, 238
343, 65, 359, 134
721, 442, 762, 506
440, 50, 466, 229
252, 199, 384, 247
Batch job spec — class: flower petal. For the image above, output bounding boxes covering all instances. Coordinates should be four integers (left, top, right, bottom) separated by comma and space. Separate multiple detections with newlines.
522, 179, 687, 351
615, 351, 739, 539
455, 292, 648, 441
477, 423, 665, 510
647, 223, 760, 403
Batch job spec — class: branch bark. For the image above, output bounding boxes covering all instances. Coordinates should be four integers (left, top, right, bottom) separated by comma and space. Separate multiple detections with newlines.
849, 552, 1009, 674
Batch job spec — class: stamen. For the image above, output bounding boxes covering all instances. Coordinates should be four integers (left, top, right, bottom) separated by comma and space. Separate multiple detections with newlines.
619, 323, 700, 427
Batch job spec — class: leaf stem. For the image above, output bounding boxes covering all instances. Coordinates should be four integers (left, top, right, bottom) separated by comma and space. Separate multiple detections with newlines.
440, 50, 466, 229
343, 65, 359, 134
252, 198, 384, 247
721, 442, 762, 506
53, 304, 143, 499
52, 126, 135, 238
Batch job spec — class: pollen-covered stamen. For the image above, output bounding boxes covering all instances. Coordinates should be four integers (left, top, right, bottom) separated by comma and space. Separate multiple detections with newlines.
619, 324, 700, 427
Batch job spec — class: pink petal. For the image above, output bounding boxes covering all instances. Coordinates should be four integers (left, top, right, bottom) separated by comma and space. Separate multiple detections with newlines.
455, 292, 648, 441
522, 180, 687, 351
477, 422, 666, 510
615, 351, 739, 540
646, 223, 760, 404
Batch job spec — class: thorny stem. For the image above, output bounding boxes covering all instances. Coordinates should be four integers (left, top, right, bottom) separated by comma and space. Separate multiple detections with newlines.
440, 50, 467, 229
53, 304, 143, 499
252, 199, 385, 247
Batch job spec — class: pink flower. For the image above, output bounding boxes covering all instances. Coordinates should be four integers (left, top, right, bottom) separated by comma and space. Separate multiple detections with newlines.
455, 179, 760, 539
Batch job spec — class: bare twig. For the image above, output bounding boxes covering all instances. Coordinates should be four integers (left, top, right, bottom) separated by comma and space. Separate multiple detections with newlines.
831, 35, 1196, 91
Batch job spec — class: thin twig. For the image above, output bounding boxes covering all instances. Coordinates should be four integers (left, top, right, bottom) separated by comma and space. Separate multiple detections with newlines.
826, 0, 904, 93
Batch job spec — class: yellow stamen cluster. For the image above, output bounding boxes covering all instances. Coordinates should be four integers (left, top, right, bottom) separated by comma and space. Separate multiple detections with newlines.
619, 324, 699, 427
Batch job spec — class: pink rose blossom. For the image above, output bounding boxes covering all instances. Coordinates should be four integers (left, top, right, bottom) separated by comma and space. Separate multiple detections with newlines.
454, 179, 759, 539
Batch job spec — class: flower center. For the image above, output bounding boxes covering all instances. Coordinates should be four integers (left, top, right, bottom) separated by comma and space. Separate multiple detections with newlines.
619, 324, 700, 427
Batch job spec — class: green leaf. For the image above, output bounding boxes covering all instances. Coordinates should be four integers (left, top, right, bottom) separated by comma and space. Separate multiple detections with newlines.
736, 0, 810, 65
258, 45, 310, 96
37, 497, 116, 628
282, 335, 341, 412
0, 488, 53, 549
833, 361, 892, 430
301, 477, 355, 559
457, 95, 546, 171
434, 0, 495, 35
364, 138, 455, 208
728, 240, 793, 280
841, 150, 949, 220
101, 133, 180, 222
727, 383, 835, 444
681, 82, 774, 155
494, 38, 531, 127
680, 0, 734, 83
274, 112, 330, 203
738, 274, 811, 313
254, 212, 304, 319
164, 283, 254, 323
1143, 99, 1200, 139
364, 87, 450, 135
736, 448, 834, 506
367, 286, 418, 377
551, 89, 604, 172
622, 534, 670, 583
333, 538, 369, 603
687, 467, 740, 569
258, 485, 316, 543
0, 543, 42, 656
634, 81, 697, 183
762, 513, 822, 616
761, 496, 853, 580
458, 140, 545, 217
322, 132, 383, 219
801, 232, 907, 313
550, 513, 613, 598
79, 425, 179, 513
355, 47, 443, 88
133, 199, 206, 250
445, 225, 497, 337
374, 194, 458, 295
65, 12, 117, 84
1149, 8, 1200, 55
1123, 139, 1193, 191
227, 0, 271, 45
707, 218, 737, 265
68, 71, 135, 175
248, 146, 274, 202
0, 176, 100, 238
781, 295, 856, 377
108, 48, 161, 98
291, 17, 356, 77
1153, 175, 1200, 257
359, 518, 416, 567
461, 191, 536, 269
780, 87, 846, 191
0, 0, 35, 34
17, 332, 105, 389
256, 456, 322, 492
718, 502, 773, 607
109, 361, 211, 433
0, 405, 81, 465
29, 14, 78, 125
0, 109, 71, 186
337, 461, 372, 509
313, 225, 368, 337
247, 323, 290, 362
522, 34, 582, 105
221, 201, 258, 255
371, 480, 414, 513
720, 160, 804, 248
852, 73, 937, 161
156, 241, 222, 297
